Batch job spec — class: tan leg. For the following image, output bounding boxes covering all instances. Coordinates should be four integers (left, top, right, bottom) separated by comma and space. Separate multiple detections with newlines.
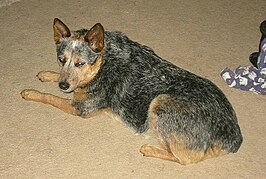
141, 138, 227, 165
37, 71, 60, 82
140, 144, 178, 162
21, 89, 76, 115
140, 143, 209, 165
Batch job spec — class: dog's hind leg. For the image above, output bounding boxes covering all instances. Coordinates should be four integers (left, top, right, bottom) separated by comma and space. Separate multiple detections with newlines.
21, 89, 77, 115
140, 95, 227, 165
140, 140, 224, 165
37, 71, 60, 82
140, 144, 179, 162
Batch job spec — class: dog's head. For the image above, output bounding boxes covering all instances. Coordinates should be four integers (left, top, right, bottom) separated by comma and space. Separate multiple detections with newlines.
53, 18, 104, 93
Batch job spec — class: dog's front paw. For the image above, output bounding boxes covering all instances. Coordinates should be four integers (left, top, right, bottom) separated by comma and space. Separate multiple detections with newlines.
37, 71, 59, 82
37, 71, 53, 82
20, 89, 42, 101
140, 144, 152, 156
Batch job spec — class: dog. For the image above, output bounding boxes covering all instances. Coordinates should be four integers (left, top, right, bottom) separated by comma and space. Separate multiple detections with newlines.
21, 18, 243, 165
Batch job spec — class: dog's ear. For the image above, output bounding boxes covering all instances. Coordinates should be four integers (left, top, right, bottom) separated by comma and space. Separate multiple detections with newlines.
84, 23, 104, 53
53, 18, 71, 44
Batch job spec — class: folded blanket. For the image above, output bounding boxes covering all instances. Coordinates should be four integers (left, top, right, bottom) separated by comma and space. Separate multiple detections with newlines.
221, 38, 266, 95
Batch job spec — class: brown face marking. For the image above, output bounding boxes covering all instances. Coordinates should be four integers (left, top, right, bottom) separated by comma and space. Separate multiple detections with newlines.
77, 55, 103, 88
70, 33, 79, 41
73, 54, 80, 65
59, 50, 80, 67
64, 50, 71, 61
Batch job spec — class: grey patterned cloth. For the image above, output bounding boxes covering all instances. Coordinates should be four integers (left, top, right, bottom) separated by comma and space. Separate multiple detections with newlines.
221, 38, 266, 95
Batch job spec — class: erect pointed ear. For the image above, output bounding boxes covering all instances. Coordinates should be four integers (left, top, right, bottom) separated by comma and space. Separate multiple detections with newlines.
53, 18, 71, 44
84, 23, 104, 53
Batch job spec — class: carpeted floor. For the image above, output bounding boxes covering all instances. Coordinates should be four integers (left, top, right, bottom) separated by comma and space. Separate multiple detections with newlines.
0, 0, 265, 178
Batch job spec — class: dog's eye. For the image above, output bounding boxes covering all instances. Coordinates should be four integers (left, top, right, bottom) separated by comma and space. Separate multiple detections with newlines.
75, 62, 85, 67
58, 57, 66, 64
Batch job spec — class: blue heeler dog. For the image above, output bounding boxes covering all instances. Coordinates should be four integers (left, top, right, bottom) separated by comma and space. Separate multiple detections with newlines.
21, 18, 242, 165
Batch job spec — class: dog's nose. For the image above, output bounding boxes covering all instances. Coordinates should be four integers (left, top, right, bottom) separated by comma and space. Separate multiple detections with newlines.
59, 81, 70, 90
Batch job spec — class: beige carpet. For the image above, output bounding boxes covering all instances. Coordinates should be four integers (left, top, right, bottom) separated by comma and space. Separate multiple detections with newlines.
1, 0, 265, 178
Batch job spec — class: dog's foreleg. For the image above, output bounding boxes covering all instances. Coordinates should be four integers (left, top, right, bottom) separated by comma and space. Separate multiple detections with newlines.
37, 71, 60, 82
21, 89, 77, 115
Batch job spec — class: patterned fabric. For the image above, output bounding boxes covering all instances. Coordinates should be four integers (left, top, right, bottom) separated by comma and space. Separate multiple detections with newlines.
221, 38, 266, 95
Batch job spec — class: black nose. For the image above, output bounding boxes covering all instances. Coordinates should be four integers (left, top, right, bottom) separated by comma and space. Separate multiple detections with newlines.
59, 81, 70, 90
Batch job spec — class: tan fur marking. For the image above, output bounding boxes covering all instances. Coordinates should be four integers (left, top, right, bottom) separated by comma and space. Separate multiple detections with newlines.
70, 33, 85, 43
78, 55, 103, 88
21, 89, 77, 115
70, 33, 79, 41
148, 95, 175, 129
205, 143, 228, 159
168, 135, 227, 164
140, 137, 226, 165
140, 144, 178, 162
168, 138, 205, 165
148, 99, 159, 129
73, 54, 80, 64
37, 71, 60, 82
64, 50, 71, 61
73, 87, 89, 102
54, 35, 60, 44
